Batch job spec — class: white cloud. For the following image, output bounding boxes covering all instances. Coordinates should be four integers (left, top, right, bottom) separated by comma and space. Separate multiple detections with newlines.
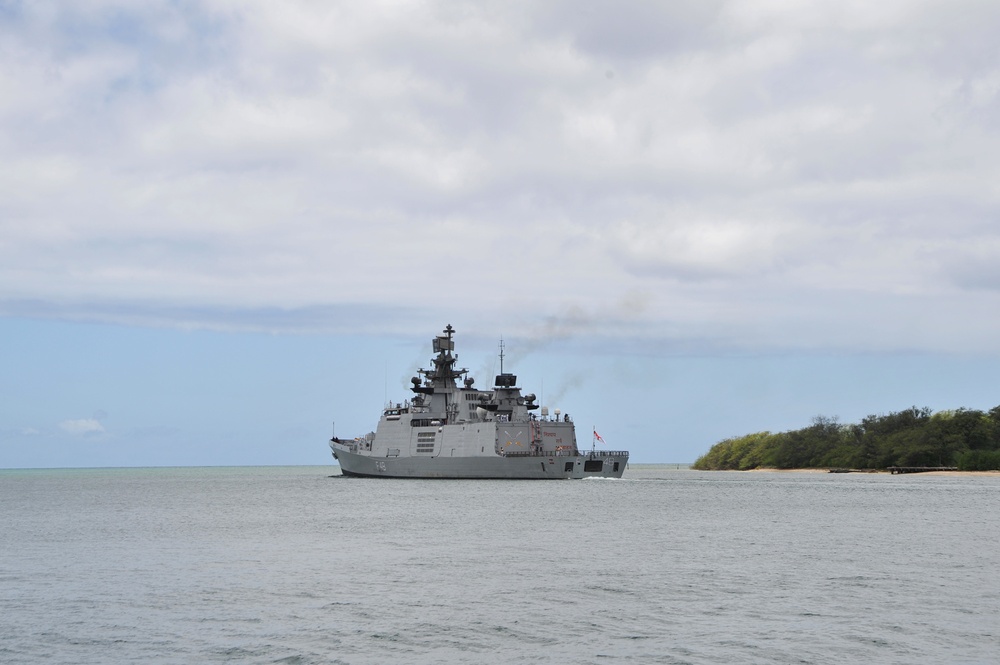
2, 1, 1000, 352
59, 419, 106, 436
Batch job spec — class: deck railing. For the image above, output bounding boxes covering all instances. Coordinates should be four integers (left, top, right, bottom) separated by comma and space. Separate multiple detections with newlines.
503, 450, 629, 458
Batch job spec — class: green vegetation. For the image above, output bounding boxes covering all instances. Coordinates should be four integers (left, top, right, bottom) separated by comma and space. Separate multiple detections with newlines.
693, 406, 1000, 471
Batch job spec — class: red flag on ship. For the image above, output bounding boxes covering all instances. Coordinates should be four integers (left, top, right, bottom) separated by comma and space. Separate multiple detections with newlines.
594, 429, 605, 444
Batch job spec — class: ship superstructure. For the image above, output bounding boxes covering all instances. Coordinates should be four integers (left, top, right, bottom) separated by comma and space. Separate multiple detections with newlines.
329, 325, 628, 479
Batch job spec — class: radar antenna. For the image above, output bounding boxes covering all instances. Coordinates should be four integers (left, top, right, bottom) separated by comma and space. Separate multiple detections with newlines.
499, 337, 505, 375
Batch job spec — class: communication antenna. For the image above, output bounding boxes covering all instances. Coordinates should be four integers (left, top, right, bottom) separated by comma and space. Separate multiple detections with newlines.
499, 337, 505, 374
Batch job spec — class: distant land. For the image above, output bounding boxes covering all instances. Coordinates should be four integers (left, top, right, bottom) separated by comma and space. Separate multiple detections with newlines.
693, 405, 1000, 471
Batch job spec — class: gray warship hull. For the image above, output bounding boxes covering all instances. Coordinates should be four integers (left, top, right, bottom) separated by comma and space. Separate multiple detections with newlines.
328, 325, 629, 480
330, 442, 628, 479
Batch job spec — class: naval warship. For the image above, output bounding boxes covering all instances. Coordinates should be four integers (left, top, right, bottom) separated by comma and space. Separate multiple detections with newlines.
329, 324, 629, 479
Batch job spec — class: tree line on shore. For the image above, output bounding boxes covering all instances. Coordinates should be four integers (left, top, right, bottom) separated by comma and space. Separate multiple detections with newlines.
693, 405, 1000, 471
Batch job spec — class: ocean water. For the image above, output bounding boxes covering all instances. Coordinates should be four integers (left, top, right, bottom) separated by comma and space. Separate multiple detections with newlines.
1, 465, 998, 664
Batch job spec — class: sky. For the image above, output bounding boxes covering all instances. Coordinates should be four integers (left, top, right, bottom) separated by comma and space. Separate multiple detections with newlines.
3, 1, 1000, 468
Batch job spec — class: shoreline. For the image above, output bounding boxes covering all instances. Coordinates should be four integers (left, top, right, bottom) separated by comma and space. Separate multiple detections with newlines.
742, 467, 1000, 477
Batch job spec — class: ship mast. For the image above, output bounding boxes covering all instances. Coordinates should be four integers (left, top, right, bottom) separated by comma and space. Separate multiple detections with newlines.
411, 324, 469, 423
424, 324, 464, 385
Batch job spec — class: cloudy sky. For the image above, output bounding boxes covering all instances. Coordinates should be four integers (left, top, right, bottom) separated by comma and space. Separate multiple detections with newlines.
3, 1, 1000, 468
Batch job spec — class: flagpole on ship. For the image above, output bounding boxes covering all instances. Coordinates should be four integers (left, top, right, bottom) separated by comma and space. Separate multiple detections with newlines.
591, 427, 605, 457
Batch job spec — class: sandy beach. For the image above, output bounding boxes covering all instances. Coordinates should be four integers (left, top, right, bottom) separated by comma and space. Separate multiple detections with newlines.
743, 468, 1000, 477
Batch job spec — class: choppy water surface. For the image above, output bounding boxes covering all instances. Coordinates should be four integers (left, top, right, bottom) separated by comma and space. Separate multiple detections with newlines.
2, 465, 998, 664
